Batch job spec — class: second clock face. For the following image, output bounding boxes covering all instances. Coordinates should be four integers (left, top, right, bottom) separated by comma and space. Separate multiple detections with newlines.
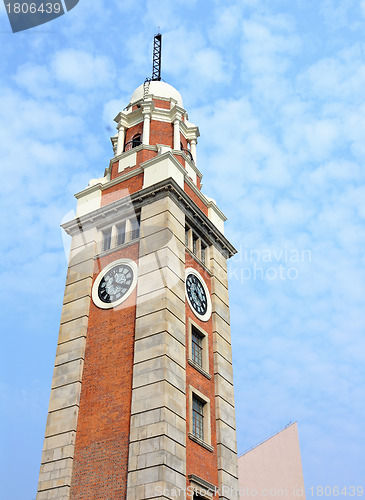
185, 268, 212, 322
92, 258, 138, 309
186, 273, 208, 316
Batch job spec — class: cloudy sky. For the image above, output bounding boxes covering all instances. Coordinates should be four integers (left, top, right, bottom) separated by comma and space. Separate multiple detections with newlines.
0, 0, 364, 498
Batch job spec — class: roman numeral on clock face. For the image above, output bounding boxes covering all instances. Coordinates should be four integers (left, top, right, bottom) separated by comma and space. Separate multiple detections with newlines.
186, 272, 208, 316
98, 264, 135, 305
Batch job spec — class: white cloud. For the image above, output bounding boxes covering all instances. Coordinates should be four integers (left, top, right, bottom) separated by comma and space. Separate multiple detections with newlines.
297, 45, 365, 102
320, 0, 362, 30
143, 0, 182, 31
209, 4, 242, 46
0, 89, 83, 140
51, 49, 116, 89
14, 63, 54, 97
241, 14, 301, 77
163, 27, 234, 104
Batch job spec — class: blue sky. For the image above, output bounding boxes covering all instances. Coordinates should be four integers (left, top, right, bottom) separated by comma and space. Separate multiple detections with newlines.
0, 0, 364, 498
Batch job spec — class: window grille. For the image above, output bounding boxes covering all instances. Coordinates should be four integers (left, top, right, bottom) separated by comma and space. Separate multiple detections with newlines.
130, 216, 140, 240
192, 326, 203, 367
192, 396, 204, 440
201, 243, 207, 265
116, 222, 126, 246
102, 228, 112, 251
193, 233, 198, 255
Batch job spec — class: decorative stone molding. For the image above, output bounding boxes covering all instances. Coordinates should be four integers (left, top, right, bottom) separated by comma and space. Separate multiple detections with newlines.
64, 177, 237, 258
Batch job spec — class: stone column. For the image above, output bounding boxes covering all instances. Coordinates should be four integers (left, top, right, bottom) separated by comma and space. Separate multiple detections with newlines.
210, 245, 239, 500
173, 119, 180, 150
143, 113, 151, 145
190, 139, 197, 164
126, 195, 187, 499
116, 124, 125, 156
36, 227, 97, 500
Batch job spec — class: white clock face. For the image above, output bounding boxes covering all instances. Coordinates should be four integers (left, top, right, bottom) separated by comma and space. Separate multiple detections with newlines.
185, 267, 212, 322
92, 259, 138, 309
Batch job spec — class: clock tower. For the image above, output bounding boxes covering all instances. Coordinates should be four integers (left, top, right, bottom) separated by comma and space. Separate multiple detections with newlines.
36, 36, 239, 500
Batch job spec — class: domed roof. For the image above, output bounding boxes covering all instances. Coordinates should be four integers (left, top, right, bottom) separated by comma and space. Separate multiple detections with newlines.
129, 81, 183, 108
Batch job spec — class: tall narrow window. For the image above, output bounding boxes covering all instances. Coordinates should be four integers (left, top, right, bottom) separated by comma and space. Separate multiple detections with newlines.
102, 228, 112, 252
193, 233, 198, 255
201, 242, 207, 265
116, 222, 126, 246
192, 396, 204, 440
192, 326, 203, 367
185, 226, 190, 247
130, 215, 140, 240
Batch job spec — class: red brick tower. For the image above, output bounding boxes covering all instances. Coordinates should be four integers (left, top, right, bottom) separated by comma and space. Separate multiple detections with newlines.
36, 42, 239, 500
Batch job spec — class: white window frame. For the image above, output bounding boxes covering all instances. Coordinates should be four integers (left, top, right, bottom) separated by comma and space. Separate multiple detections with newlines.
98, 213, 140, 254
188, 318, 210, 378
116, 221, 126, 246
102, 227, 112, 252
185, 225, 210, 269
188, 385, 212, 450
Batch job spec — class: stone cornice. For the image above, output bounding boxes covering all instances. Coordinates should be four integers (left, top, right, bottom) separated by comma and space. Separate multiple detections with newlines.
108, 144, 154, 170
114, 108, 143, 128
74, 166, 143, 200
184, 174, 227, 223
173, 150, 203, 179
113, 100, 200, 137
188, 473, 217, 493
63, 178, 237, 257
108, 145, 203, 181
187, 359, 212, 379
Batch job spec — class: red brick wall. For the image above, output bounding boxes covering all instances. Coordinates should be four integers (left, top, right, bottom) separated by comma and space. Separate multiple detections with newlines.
111, 163, 143, 181
180, 133, 188, 150
184, 181, 208, 216
153, 98, 170, 110
176, 154, 186, 168
185, 254, 219, 498
150, 120, 173, 148
110, 161, 119, 180
70, 244, 139, 499
101, 173, 144, 206
137, 149, 157, 166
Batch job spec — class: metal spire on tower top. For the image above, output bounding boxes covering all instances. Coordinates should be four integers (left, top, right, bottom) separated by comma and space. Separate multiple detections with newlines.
143, 33, 162, 100
151, 33, 162, 81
